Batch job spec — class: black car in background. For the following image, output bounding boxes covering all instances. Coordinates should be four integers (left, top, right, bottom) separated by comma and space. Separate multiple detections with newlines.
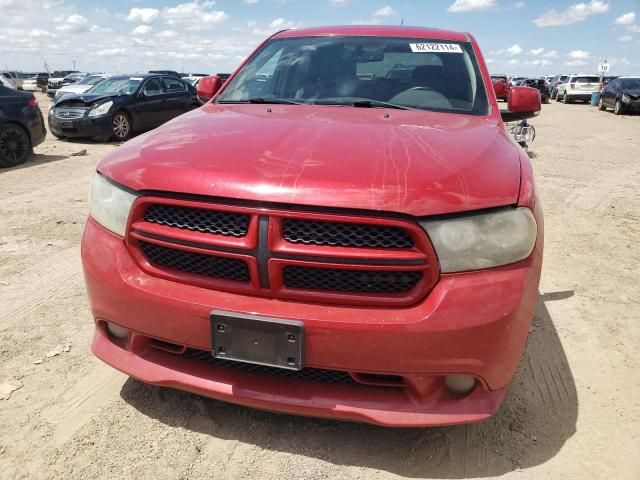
519, 78, 551, 103
36, 73, 50, 91
598, 77, 640, 115
49, 74, 198, 141
0, 86, 47, 167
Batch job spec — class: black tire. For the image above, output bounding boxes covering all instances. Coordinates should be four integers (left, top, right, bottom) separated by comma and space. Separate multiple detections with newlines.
0, 124, 31, 168
111, 111, 132, 141
50, 128, 66, 139
555, 91, 562, 102
598, 96, 606, 111
563, 93, 570, 104
614, 99, 624, 115
93, 135, 112, 142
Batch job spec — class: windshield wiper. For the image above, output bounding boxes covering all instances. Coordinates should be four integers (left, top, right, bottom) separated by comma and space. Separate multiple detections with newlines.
218, 97, 303, 105
352, 100, 409, 110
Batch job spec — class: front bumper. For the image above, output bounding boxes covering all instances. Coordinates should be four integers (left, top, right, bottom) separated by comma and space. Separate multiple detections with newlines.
48, 112, 112, 138
82, 216, 542, 427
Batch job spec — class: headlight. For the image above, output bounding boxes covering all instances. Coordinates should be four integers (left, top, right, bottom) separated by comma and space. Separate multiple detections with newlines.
88, 100, 113, 117
420, 207, 537, 273
88, 174, 137, 236
622, 94, 631, 104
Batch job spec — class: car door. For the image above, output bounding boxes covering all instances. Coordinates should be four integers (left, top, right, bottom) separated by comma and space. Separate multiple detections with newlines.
160, 76, 192, 120
131, 77, 167, 130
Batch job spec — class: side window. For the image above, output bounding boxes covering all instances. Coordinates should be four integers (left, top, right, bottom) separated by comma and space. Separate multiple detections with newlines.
162, 77, 187, 92
143, 78, 164, 96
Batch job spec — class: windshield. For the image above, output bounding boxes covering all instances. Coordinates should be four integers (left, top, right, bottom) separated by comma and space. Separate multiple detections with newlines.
621, 78, 640, 89
218, 36, 489, 115
87, 78, 141, 95
491, 75, 507, 82
574, 76, 598, 83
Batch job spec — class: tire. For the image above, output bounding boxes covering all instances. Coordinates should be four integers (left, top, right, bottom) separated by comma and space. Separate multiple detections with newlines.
555, 91, 562, 102
0, 124, 31, 168
598, 96, 606, 111
563, 93, 570, 104
614, 100, 624, 115
111, 111, 132, 141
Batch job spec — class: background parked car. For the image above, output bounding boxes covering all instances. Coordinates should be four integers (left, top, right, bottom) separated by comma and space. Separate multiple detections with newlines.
0, 75, 16, 89
149, 70, 181, 77
2, 72, 22, 90
556, 75, 600, 103
49, 73, 198, 142
548, 74, 570, 100
35, 72, 50, 92
47, 72, 85, 97
599, 76, 640, 115
54, 74, 111, 100
0, 86, 46, 167
520, 78, 551, 103
601, 75, 618, 89
490, 74, 510, 101
21, 77, 39, 92
509, 76, 526, 86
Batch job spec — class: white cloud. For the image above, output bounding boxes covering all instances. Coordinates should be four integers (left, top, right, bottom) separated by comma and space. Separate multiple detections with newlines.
526, 59, 552, 66
55, 14, 90, 33
614, 12, 635, 25
164, 2, 229, 31
616, 35, 632, 42
568, 49, 590, 59
373, 6, 396, 16
156, 29, 177, 38
628, 24, 640, 32
543, 50, 559, 58
447, 0, 497, 13
529, 47, 544, 55
509, 59, 520, 65
29, 28, 54, 38
506, 44, 523, 55
328, 0, 348, 5
131, 25, 152, 35
243, 0, 258, 4
126, 7, 160, 24
566, 60, 587, 67
534, 1, 609, 27
96, 48, 126, 57
514, 1, 525, 8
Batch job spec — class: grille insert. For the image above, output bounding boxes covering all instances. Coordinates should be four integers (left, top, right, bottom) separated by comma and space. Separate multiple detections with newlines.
284, 266, 422, 294
145, 204, 249, 237
140, 241, 249, 282
183, 349, 357, 385
283, 219, 413, 249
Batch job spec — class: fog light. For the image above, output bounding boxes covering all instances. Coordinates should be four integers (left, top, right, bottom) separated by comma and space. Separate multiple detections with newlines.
106, 321, 129, 339
444, 375, 476, 394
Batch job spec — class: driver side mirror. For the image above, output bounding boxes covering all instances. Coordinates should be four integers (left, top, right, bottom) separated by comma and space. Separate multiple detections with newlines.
501, 86, 541, 122
197, 75, 223, 104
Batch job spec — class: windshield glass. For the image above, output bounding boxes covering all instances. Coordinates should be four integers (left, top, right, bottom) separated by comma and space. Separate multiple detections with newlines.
574, 76, 598, 83
87, 78, 141, 95
621, 78, 640, 89
218, 36, 489, 115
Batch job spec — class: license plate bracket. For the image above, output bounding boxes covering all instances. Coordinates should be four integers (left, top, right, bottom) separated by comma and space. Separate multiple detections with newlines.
59, 121, 73, 128
211, 311, 304, 370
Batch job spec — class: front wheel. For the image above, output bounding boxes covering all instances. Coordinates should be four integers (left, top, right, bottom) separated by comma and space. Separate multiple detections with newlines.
614, 100, 624, 115
0, 124, 31, 168
598, 96, 606, 111
563, 93, 570, 104
111, 111, 132, 141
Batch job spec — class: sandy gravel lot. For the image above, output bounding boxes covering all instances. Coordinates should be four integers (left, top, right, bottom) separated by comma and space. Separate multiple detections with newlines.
0, 93, 639, 480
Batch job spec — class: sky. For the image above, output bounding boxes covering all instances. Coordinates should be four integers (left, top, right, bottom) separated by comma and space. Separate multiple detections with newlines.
1, 0, 639, 76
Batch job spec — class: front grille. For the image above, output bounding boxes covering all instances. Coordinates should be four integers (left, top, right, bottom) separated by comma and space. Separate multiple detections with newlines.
54, 108, 85, 119
283, 219, 413, 249
283, 266, 422, 294
145, 204, 249, 237
183, 349, 357, 385
140, 241, 249, 282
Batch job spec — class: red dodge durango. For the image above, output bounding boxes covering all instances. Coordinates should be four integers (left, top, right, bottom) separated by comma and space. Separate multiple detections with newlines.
82, 26, 543, 427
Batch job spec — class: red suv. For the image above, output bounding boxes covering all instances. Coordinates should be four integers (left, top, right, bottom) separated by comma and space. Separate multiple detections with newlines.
83, 26, 542, 427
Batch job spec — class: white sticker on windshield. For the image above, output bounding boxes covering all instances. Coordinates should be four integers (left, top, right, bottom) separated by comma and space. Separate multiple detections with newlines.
410, 43, 463, 53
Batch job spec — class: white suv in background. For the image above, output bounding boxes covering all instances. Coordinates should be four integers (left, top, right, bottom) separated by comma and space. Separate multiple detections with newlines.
556, 75, 600, 103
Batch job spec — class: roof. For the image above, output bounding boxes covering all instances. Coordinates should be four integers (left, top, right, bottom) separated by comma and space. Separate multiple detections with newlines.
273, 25, 470, 42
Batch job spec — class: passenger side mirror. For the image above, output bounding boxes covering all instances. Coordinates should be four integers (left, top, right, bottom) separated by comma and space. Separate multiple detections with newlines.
197, 75, 223, 104
501, 86, 541, 122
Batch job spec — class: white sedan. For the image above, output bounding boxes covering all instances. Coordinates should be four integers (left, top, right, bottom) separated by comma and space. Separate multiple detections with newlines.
21, 77, 39, 92
54, 74, 111, 99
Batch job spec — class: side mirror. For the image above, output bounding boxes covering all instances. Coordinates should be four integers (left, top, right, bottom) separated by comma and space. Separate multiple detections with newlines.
197, 75, 222, 104
501, 86, 541, 122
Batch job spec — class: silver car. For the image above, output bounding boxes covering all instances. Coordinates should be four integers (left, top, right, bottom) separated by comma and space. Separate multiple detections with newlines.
556, 75, 600, 103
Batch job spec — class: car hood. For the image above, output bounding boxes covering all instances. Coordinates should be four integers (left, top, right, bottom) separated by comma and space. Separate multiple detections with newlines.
58, 84, 92, 94
54, 92, 122, 108
99, 104, 521, 217
623, 89, 640, 97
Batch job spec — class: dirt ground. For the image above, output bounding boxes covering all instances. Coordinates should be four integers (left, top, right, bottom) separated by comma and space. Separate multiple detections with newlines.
0, 93, 639, 480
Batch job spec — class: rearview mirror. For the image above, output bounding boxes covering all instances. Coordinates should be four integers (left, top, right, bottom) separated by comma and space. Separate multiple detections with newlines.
501, 86, 541, 122
197, 75, 223, 104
